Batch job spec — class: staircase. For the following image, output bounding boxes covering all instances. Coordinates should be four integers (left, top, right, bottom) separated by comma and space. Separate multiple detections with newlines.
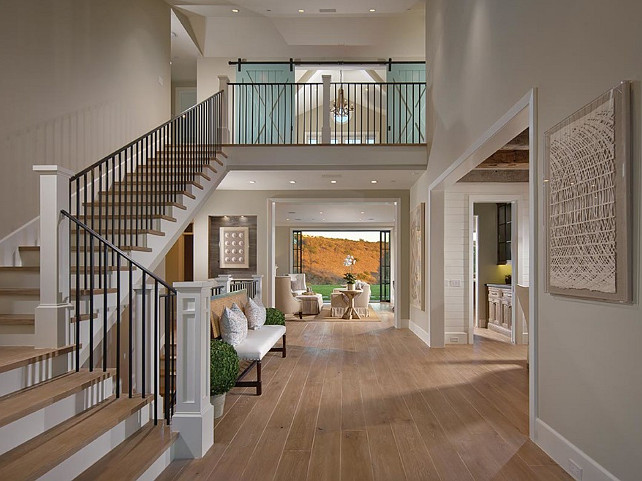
0, 91, 227, 479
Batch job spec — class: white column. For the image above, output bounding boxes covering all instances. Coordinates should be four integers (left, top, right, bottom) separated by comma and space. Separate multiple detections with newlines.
214, 274, 231, 294
322, 75, 331, 144
171, 280, 215, 459
428, 190, 445, 348
33, 165, 73, 348
252, 274, 263, 301
133, 284, 156, 397
218, 75, 230, 145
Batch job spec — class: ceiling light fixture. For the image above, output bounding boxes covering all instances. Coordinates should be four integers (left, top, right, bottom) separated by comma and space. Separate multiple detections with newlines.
369, 8, 376, 12
330, 71, 355, 123
360, 211, 365, 214
232, 8, 239, 13
330, 180, 337, 184
298, 9, 305, 13
370, 180, 378, 184
249, 180, 256, 184
289, 180, 296, 184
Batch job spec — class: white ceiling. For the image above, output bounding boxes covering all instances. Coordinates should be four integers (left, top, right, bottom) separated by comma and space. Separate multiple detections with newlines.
275, 200, 396, 225
168, 1, 424, 18
170, 10, 201, 82
217, 169, 422, 190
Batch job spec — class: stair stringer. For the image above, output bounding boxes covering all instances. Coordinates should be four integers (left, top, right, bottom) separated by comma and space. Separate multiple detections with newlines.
129, 156, 230, 273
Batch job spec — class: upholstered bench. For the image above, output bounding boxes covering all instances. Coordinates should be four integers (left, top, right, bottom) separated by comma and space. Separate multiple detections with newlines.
210, 289, 286, 395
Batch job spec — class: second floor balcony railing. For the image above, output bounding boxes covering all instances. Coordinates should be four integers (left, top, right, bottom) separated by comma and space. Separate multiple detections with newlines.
228, 80, 425, 145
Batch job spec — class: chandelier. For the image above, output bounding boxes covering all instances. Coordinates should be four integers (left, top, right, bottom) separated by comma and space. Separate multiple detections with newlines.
330, 71, 355, 122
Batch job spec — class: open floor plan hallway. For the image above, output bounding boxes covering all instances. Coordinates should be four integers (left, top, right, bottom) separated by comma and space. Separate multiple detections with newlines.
160, 311, 570, 481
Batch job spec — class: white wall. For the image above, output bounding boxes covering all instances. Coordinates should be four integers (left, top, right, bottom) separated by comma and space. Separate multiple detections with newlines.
419, 1, 642, 479
195, 11, 425, 101
442, 183, 529, 344
0, 0, 171, 240
274, 226, 290, 276
192, 189, 410, 320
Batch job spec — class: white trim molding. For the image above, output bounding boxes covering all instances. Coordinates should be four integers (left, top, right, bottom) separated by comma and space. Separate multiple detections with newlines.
409, 320, 430, 346
535, 418, 620, 481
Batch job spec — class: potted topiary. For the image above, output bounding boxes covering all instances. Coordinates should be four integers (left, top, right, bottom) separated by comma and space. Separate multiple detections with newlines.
210, 339, 239, 418
343, 272, 357, 290
265, 307, 286, 326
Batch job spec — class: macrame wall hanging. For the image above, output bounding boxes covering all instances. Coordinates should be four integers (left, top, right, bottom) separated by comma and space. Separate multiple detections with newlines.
545, 81, 631, 302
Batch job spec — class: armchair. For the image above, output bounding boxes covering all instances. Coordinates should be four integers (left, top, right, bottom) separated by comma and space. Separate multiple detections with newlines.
275, 276, 302, 319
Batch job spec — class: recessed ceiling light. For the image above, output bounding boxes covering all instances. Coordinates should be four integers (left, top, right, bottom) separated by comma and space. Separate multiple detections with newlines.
298, 9, 305, 13
249, 180, 256, 184
286, 218, 290, 221
370, 180, 378, 184
289, 180, 296, 184
232, 8, 239, 13
330, 180, 337, 184
369, 8, 376, 12
360, 211, 365, 214
319, 211, 323, 214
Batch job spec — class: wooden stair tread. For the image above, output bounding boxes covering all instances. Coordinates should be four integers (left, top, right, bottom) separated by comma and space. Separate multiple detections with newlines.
81, 210, 178, 222
0, 314, 35, 326
84, 201, 187, 210
0, 369, 114, 428
0, 345, 74, 374
75, 423, 177, 481
71, 313, 98, 323
0, 266, 39, 272
18, 246, 39, 252
72, 228, 165, 236
0, 288, 39, 296
73, 245, 152, 253
0, 394, 152, 481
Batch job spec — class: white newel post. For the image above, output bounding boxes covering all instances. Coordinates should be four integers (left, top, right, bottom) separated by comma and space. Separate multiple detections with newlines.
322, 75, 331, 144
214, 274, 231, 294
134, 284, 156, 399
171, 281, 215, 459
33, 165, 73, 348
252, 274, 263, 301
218, 75, 230, 145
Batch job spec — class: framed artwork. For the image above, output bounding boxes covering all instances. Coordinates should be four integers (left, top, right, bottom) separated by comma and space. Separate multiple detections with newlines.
545, 81, 631, 302
410, 202, 425, 310
220, 227, 249, 269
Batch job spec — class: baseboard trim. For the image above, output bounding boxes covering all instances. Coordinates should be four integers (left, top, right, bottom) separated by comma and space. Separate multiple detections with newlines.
535, 418, 620, 481
409, 321, 430, 346
445, 331, 467, 344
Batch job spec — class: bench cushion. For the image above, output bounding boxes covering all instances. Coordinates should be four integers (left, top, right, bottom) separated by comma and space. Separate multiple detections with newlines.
234, 325, 286, 361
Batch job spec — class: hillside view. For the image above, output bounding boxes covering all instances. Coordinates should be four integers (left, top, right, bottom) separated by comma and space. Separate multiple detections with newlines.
301, 234, 380, 285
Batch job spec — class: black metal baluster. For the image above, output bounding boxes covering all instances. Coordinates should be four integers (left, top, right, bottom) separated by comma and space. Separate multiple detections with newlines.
75, 188, 81, 371
89, 235, 94, 371
154, 282, 159, 425
103, 240, 107, 371
164, 294, 170, 422
128, 265, 133, 397
116, 255, 121, 397
142, 271, 146, 398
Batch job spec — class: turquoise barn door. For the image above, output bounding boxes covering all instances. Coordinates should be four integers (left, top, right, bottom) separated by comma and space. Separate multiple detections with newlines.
386, 64, 426, 143
236, 64, 295, 144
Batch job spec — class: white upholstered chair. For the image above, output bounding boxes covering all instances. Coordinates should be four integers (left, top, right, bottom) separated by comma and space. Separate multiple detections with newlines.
275, 276, 302, 319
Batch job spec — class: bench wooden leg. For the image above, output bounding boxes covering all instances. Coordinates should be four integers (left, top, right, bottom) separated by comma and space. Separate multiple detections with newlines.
282, 334, 287, 358
256, 360, 262, 396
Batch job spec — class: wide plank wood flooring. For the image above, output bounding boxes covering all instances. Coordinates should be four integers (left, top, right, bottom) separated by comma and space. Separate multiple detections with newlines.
160, 307, 571, 481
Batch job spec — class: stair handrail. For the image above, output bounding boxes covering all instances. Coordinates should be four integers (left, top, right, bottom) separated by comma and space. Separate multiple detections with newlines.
71, 90, 224, 180
62, 209, 177, 425
68, 90, 224, 251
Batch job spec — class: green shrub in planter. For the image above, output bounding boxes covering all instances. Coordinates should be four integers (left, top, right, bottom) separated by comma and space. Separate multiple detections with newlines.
265, 307, 285, 326
210, 339, 239, 396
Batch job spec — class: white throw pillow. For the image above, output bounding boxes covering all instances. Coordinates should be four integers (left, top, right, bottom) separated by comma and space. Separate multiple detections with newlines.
246, 297, 266, 330
220, 303, 248, 347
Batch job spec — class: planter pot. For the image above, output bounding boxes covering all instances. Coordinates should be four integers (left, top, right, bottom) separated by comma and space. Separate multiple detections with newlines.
346, 283, 355, 291
210, 393, 226, 418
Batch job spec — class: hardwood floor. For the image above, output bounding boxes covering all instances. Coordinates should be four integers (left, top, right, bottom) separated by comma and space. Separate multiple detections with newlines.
160, 307, 571, 481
